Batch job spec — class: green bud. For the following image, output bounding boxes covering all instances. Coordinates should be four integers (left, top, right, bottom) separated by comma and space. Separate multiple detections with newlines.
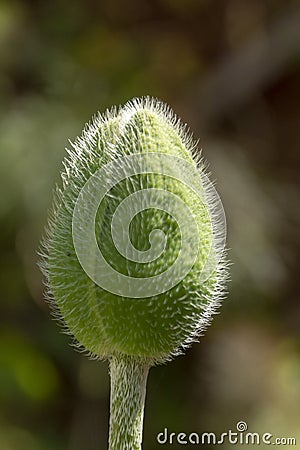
40, 98, 225, 361
40, 97, 228, 450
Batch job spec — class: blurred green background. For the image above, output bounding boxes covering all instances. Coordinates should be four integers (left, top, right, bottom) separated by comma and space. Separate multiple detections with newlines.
0, 0, 300, 449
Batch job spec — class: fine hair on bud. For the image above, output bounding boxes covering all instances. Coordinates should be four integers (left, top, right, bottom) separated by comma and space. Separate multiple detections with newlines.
39, 97, 228, 364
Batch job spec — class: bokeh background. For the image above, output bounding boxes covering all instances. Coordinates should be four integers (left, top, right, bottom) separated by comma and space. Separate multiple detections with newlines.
0, 0, 300, 449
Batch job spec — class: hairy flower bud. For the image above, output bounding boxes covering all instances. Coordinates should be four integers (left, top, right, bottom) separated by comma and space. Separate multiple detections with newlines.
40, 97, 228, 363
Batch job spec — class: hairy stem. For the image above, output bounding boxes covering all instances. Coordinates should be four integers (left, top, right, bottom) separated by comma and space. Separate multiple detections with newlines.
108, 354, 150, 450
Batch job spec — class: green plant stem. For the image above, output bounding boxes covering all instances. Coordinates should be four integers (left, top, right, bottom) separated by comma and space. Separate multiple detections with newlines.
108, 354, 150, 450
